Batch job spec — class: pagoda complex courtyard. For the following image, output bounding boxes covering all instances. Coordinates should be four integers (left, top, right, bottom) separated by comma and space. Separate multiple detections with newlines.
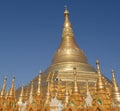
0, 8, 120, 111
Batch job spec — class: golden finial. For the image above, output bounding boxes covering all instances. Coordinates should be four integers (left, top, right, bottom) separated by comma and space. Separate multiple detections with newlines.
65, 82, 69, 107
30, 81, 33, 96
63, 5, 71, 30
9, 76, 16, 98
45, 83, 50, 105
37, 72, 41, 96
45, 73, 51, 105
64, 5, 69, 15
112, 69, 119, 92
96, 60, 105, 90
28, 81, 34, 104
111, 69, 120, 107
62, 5, 74, 39
0, 76, 7, 97
18, 84, 24, 102
25, 86, 29, 100
96, 60, 101, 74
73, 67, 79, 93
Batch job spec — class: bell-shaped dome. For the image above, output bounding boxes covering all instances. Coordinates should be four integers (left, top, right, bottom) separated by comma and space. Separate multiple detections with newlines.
45, 8, 96, 74
52, 8, 88, 65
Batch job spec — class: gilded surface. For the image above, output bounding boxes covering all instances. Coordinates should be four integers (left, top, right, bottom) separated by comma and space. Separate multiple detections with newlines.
0, 8, 120, 111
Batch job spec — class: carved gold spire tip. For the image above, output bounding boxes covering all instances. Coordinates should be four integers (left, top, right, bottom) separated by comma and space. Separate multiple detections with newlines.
96, 60, 101, 74
19, 84, 24, 102
112, 69, 116, 82
0, 76, 7, 97
112, 69, 115, 79
112, 69, 119, 89
9, 76, 16, 98
96, 60, 105, 90
111, 69, 120, 107
73, 67, 79, 93
30, 81, 33, 95
37, 73, 41, 96
64, 5, 69, 15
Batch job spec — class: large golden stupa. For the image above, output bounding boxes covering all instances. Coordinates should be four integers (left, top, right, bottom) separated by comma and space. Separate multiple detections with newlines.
0, 8, 120, 111
45, 8, 97, 81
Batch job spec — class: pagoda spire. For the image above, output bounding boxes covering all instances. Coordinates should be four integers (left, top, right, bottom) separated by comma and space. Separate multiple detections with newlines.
25, 86, 29, 101
36, 71, 42, 96
18, 84, 24, 102
111, 70, 120, 107
92, 60, 112, 110
64, 82, 69, 107
45, 73, 51, 105
112, 70, 119, 92
52, 7, 88, 65
73, 67, 79, 93
62, 6, 74, 39
9, 76, 16, 98
29, 81, 34, 104
69, 67, 84, 108
85, 81, 93, 107
30, 81, 33, 96
96, 60, 105, 90
0, 76, 7, 97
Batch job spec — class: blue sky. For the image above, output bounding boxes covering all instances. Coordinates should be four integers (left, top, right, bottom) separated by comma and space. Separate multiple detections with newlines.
0, 0, 120, 88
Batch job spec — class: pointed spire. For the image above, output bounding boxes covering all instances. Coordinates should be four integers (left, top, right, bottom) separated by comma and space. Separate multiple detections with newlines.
52, 7, 88, 65
96, 60, 105, 90
36, 72, 42, 96
29, 81, 34, 104
9, 76, 16, 98
62, 6, 74, 38
85, 81, 93, 107
112, 70, 119, 92
0, 76, 7, 97
45, 82, 50, 105
25, 86, 29, 101
45, 73, 51, 105
111, 70, 120, 107
18, 84, 24, 102
73, 67, 79, 93
30, 81, 34, 96
64, 82, 69, 107
96, 60, 101, 74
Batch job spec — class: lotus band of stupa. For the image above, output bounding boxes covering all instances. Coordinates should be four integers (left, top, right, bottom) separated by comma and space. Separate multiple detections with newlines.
0, 8, 120, 111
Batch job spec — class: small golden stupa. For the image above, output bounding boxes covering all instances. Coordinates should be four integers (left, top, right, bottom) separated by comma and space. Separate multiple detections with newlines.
0, 8, 120, 111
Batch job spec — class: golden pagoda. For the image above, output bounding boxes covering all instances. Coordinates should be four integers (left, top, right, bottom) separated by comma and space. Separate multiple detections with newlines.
0, 76, 7, 111
92, 60, 112, 111
44, 7, 97, 82
38, 7, 113, 101
0, 8, 120, 111
111, 70, 120, 108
